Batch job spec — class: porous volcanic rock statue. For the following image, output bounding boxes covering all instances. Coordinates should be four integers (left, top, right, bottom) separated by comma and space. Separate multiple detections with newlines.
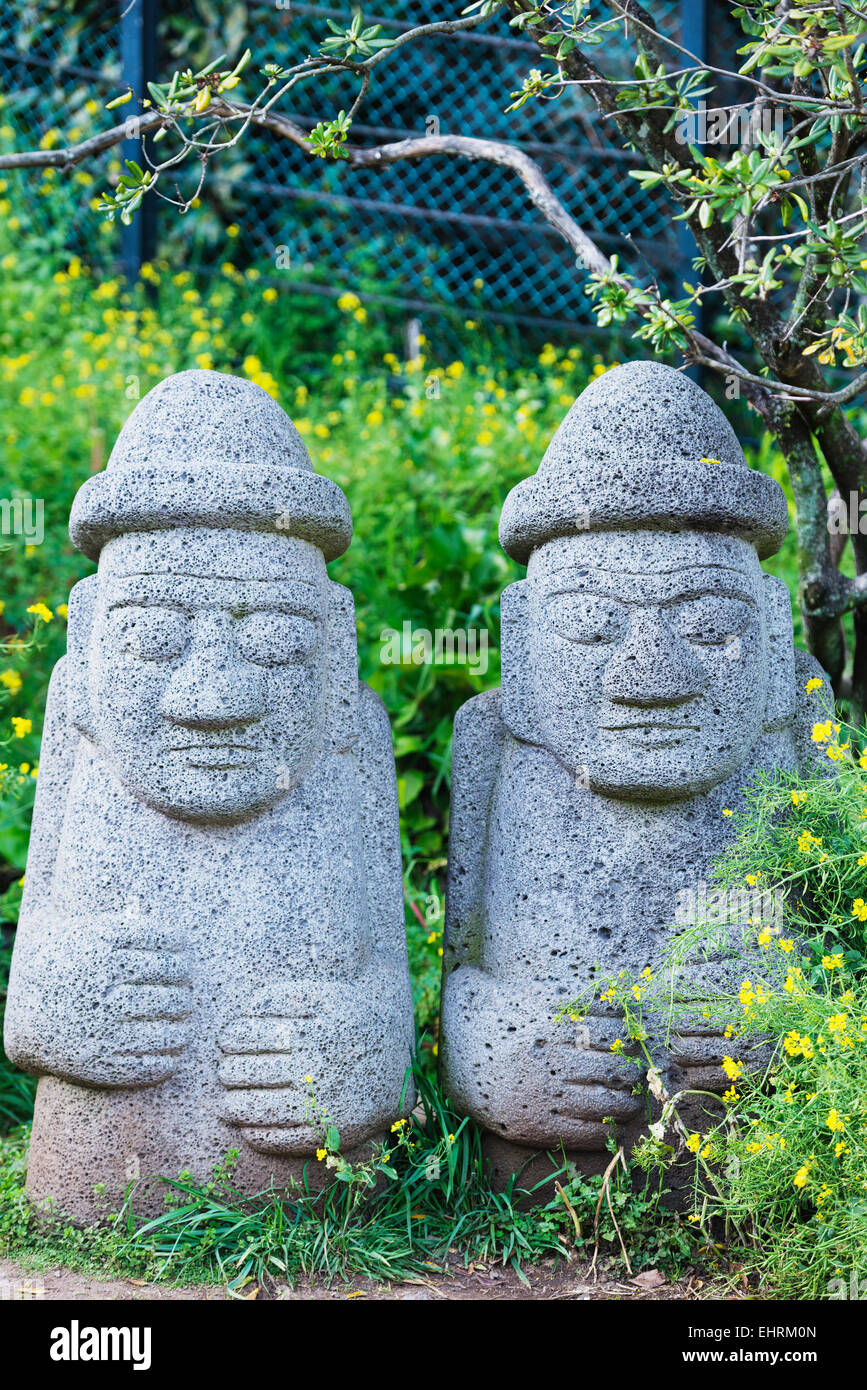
440, 360, 827, 1184
4, 369, 414, 1221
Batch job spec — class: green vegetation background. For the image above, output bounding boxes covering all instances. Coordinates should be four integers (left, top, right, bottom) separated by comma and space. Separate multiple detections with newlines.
0, 187, 807, 1133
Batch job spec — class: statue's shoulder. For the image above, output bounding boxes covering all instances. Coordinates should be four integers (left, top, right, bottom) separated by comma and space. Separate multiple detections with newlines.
793, 646, 827, 689
454, 688, 505, 751
446, 691, 506, 938
357, 678, 389, 730
354, 679, 396, 766
451, 690, 507, 818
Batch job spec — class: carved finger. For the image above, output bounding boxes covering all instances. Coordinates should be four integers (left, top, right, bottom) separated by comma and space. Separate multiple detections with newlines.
556, 1014, 631, 1051
218, 1018, 297, 1054
560, 1083, 643, 1123
220, 1088, 305, 1128
683, 1065, 730, 1094
114, 949, 191, 986
249, 990, 319, 1019
113, 1020, 191, 1056
107, 984, 192, 1021
217, 1053, 299, 1089
241, 1125, 321, 1157
670, 1033, 731, 1068
85, 1054, 180, 1088
111, 922, 187, 953
553, 1048, 637, 1089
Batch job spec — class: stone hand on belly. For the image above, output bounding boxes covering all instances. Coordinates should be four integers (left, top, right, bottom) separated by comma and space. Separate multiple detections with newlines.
4, 915, 192, 1089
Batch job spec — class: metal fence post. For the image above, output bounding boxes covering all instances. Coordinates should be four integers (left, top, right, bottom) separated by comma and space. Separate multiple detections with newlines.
119, 0, 158, 282
677, 0, 707, 380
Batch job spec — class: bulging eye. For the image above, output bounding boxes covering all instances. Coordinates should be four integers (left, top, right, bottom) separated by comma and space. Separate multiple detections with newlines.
108, 606, 188, 661
672, 595, 753, 646
545, 591, 628, 644
235, 612, 319, 665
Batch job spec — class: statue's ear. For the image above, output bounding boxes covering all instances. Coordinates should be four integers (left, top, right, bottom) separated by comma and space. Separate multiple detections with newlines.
66, 573, 99, 742
762, 573, 796, 732
500, 580, 543, 744
324, 580, 360, 752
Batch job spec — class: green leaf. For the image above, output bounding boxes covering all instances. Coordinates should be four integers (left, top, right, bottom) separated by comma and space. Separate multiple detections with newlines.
398, 770, 424, 809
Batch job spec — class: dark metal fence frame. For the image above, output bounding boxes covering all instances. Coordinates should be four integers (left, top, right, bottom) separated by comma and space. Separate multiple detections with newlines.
7, 0, 709, 336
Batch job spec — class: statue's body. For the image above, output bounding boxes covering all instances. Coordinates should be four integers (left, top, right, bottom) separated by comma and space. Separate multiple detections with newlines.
440, 362, 826, 1180
4, 371, 414, 1221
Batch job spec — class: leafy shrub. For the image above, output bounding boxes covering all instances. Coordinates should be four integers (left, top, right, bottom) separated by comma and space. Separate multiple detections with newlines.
0, 1057, 702, 1288
582, 704, 867, 1299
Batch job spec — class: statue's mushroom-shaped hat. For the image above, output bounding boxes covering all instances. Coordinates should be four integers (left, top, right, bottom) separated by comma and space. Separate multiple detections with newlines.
499, 360, 788, 564
69, 369, 352, 562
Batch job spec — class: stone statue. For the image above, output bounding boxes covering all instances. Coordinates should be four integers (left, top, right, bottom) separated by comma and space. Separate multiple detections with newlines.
4, 369, 414, 1221
440, 361, 827, 1185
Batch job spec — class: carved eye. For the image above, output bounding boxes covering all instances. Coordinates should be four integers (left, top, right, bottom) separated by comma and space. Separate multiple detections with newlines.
108, 606, 188, 661
672, 595, 753, 646
545, 591, 628, 644
235, 612, 319, 665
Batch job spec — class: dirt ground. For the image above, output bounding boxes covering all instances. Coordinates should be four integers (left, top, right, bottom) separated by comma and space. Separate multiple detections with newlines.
0, 1254, 743, 1301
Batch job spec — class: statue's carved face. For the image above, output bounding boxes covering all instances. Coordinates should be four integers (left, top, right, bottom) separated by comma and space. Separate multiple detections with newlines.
521, 531, 770, 800
87, 530, 330, 822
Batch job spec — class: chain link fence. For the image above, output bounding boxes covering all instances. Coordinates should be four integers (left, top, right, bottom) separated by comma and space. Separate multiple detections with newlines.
0, 0, 712, 354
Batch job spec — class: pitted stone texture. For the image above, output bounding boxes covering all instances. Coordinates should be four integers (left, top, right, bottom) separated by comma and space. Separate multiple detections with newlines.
499, 360, 788, 563
69, 369, 352, 562
441, 361, 826, 1180
4, 371, 413, 1222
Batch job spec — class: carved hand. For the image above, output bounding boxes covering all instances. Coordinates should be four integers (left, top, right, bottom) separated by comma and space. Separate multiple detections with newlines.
660, 960, 769, 1096
217, 974, 409, 1155
3, 917, 192, 1089
442, 966, 643, 1150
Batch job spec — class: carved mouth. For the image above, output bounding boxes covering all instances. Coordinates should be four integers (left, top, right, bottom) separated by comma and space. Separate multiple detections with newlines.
168, 744, 260, 770
600, 723, 699, 748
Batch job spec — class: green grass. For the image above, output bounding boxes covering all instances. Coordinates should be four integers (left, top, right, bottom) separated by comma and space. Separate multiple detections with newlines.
0, 181, 843, 1293
0, 1059, 702, 1292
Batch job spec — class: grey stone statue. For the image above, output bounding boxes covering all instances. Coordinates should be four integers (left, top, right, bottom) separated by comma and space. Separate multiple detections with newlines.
4, 369, 414, 1221
440, 360, 827, 1185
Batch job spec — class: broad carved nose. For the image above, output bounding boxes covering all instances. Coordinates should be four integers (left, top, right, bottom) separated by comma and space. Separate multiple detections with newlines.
603, 609, 707, 707
160, 614, 265, 729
